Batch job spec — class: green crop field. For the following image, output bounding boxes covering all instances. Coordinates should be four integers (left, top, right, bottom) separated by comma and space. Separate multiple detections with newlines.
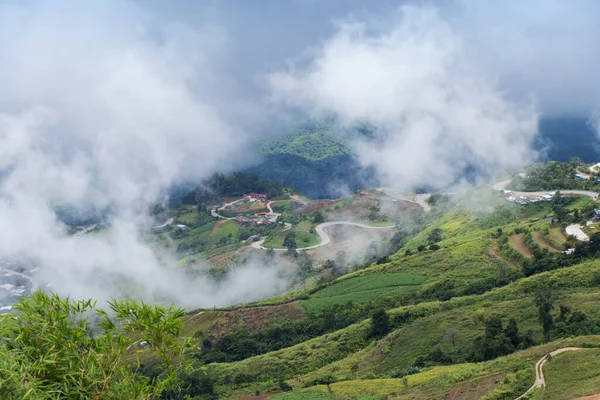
302, 273, 427, 314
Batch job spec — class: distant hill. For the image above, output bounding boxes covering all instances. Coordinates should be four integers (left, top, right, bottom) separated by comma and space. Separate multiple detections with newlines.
250, 116, 600, 198
248, 120, 377, 198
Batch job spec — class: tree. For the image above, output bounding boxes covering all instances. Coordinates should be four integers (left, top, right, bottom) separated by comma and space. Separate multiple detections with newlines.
313, 212, 324, 223
444, 328, 460, 352
369, 309, 390, 338
0, 292, 192, 400
427, 228, 443, 244
296, 251, 313, 275
283, 231, 297, 257
535, 286, 556, 341
504, 318, 521, 348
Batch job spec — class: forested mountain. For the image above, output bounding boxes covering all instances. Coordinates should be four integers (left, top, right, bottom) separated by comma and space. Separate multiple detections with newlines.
247, 120, 378, 198
249, 116, 600, 199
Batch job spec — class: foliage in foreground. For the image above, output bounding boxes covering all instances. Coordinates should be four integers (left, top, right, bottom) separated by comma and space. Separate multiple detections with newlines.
0, 292, 206, 400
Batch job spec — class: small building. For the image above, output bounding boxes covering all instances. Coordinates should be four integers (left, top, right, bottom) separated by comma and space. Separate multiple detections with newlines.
176, 224, 187, 230
518, 173, 528, 179
564, 248, 575, 255
574, 173, 589, 180
594, 209, 600, 222
248, 234, 260, 242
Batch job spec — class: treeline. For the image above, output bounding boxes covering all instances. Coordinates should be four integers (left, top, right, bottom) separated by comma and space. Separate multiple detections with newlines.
168, 172, 286, 209
511, 159, 600, 191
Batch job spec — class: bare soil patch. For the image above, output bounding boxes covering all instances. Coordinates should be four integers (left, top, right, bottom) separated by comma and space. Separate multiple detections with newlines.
509, 234, 533, 258
229, 395, 276, 400
444, 375, 504, 400
209, 302, 307, 337
295, 199, 340, 214
212, 220, 227, 231
573, 394, 600, 400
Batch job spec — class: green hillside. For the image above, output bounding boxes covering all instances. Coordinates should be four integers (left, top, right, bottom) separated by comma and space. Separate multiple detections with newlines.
6, 176, 600, 400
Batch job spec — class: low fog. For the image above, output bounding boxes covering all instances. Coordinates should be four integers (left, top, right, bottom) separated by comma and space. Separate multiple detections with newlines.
0, 1, 598, 307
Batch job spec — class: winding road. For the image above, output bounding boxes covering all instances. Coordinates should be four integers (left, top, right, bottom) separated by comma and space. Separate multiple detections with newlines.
514, 347, 584, 400
250, 221, 396, 251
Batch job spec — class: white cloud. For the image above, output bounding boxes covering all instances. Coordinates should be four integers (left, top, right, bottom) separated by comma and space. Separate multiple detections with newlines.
269, 5, 538, 190
0, 1, 283, 307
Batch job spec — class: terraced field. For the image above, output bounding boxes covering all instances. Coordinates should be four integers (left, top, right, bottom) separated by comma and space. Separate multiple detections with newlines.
533, 231, 560, 253
548, 228, 567, 247
510, 233, 533, 258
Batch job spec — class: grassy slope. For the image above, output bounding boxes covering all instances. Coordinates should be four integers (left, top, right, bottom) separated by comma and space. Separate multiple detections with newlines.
189, 195, 600, 399
207, 256, 600, 397
300, 336, 600, 400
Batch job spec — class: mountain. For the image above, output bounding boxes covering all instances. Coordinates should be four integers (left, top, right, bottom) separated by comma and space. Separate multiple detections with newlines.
250, 116, 600, 199
248, 120, 378, 198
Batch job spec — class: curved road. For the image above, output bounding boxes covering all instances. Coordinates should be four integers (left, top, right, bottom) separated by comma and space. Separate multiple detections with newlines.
250, 221, 396, 251
514, 347, 583, 400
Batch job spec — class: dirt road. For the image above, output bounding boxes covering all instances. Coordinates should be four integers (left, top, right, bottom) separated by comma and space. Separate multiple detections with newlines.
514, 347, 584, 400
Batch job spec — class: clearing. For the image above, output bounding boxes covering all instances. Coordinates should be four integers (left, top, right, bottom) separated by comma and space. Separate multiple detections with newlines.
509, 234, 533, 258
